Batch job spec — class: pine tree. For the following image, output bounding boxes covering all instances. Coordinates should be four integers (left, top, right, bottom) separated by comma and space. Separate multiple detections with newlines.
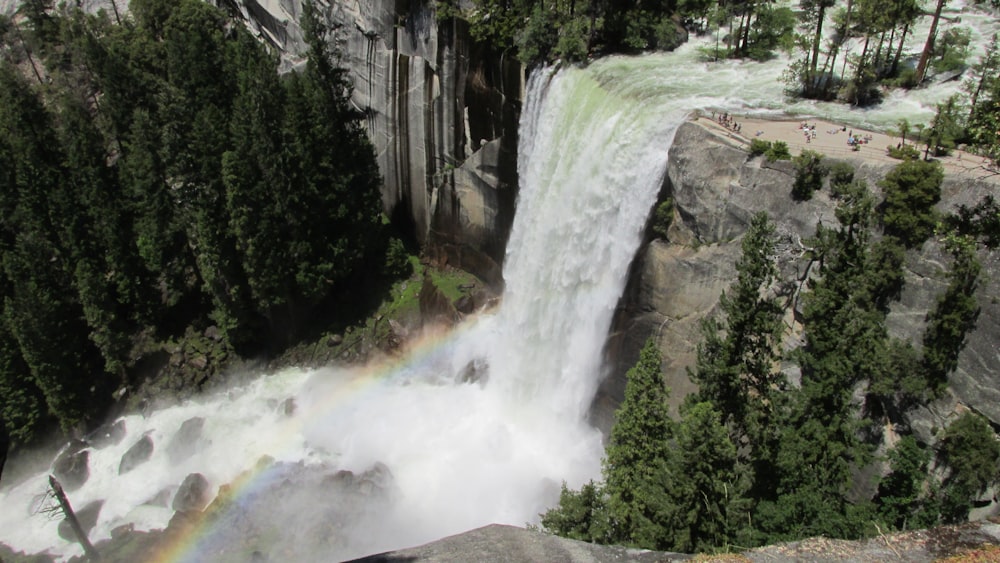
939, 411, 1000, 522
878, 159, 943, 248
876, 435, 936, 530
689, 212, 784, 459
922, 234, 981, 391
603, 337, 676, 549
670, 401, 748, 553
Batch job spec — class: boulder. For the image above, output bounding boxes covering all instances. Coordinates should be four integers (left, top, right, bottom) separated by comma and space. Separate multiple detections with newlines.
57, 499, 103, 542
166, 417, 205, 463
52, 441, 90, 492
86, 419, 126, 449
172, 473, 212, 513
119, 434, 154, 475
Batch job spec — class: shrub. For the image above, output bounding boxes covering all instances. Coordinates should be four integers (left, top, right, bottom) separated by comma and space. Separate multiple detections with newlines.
878, 159, 944, 248
792, 150, 828, 201
887, 144, 921, 161
651, 198, 674, 239
827, 161, 855, 197
382, 237, 412, 278
765, 140, 791, 162
749, 138, 772, 157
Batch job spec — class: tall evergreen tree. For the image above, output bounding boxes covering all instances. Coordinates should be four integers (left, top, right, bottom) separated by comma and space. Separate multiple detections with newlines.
603, 337, 676, 549
670, 401, 748, 552
922, 234, 980, 390
689, 212, 785, 462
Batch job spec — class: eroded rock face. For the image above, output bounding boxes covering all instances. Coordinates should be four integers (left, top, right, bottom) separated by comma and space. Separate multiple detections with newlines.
601, 120, 1000, 441
231, 0, 523, 286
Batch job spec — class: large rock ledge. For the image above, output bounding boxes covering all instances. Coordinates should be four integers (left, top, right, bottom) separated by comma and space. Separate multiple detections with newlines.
346, 520, 1000, 562
600, 119, 1000, 442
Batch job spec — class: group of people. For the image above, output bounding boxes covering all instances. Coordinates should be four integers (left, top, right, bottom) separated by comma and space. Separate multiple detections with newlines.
800, 122, 818, 143
848, 131, 873, 147
713, 111, 743, 134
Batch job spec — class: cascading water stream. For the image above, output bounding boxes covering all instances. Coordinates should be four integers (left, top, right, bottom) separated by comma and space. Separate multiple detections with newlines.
2, 5, 998, 556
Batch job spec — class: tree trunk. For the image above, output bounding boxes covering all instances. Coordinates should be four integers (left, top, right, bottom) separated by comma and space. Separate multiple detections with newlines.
49, 476, 100, 561
891, 23, 909, 76
838, 0, 855, 82
12, 23, 45, 85
810, 3, 828, 90
968, 40, 997, 118
109, 0, 122, 25
741, 2, 754, 54
734, 8, 748, 56
727, 10, 734, 55
881, 28, 895, 76
915, 0, 948, 85
859, 33, 871, 67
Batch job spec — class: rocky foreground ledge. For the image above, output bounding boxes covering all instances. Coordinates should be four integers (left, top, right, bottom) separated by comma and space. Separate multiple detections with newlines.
350, 520, 1000, 563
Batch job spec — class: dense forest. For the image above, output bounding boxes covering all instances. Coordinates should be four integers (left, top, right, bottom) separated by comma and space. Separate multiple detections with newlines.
542, 157, 1000, 550
444, 0, 1000, 165
0, 0, 409, 445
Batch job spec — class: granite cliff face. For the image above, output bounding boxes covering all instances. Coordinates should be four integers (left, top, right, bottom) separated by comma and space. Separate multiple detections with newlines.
229, 0, 521, 285
601, 121, 1000, 456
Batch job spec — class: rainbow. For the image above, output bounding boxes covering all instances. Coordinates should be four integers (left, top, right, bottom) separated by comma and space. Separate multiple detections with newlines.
139, 320, 483, 563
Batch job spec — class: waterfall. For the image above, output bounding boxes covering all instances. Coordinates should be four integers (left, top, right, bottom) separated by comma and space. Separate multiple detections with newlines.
489, 66, 680, 421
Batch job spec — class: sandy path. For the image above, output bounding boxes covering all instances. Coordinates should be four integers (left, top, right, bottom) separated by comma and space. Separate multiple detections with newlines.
693, 114, 998, 182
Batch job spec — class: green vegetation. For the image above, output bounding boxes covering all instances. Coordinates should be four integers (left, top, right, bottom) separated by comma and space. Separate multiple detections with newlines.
887, 144, 921, 161
440, 0, 795, 66
766, 141, 792, 162
748, 139, 791, 162
945, 195, 1000, 249
792, 150, 828, 200
878, 159, 944, 248
749, 138, 772, 157
651, 198, 675, 240
939, 411, 1000, 522
922, 235, 981, 392
0, 0, 405, 442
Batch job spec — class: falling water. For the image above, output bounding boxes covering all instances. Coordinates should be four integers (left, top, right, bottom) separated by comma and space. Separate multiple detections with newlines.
2, 6, 999, 557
